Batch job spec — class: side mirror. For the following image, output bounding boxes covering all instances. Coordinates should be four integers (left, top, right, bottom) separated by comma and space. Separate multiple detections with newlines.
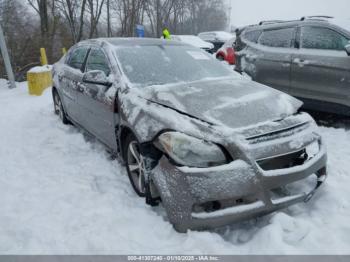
83, 70, 112, 87
345, 43, 350, 56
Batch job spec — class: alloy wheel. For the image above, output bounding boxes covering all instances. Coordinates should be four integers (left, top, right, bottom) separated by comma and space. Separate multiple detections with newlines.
127, 141, 146, 195
54, 93, 64, 121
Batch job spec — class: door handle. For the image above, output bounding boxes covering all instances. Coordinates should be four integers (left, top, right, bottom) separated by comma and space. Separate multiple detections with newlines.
77, 83, 85, 92
58, 73, 63, 81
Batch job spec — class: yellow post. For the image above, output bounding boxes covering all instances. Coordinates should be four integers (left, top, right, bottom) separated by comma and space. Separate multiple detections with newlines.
27, 69, 53, 96
62, 48, 67, 55
40, 48, 48, 65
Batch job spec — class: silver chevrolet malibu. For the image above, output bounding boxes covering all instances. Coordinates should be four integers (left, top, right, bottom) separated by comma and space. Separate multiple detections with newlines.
52, 38, 327, 232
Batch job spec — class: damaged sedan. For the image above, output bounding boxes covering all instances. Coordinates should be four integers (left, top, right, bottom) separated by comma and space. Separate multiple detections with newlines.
52, 38, 327, 232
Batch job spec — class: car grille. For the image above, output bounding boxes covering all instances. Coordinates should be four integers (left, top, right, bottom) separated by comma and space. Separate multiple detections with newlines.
256, 149, 307, 171
245, 121, 310, 145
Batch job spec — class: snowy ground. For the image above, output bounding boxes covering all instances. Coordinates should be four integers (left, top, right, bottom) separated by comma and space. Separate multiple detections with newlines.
0, 80, 350, 254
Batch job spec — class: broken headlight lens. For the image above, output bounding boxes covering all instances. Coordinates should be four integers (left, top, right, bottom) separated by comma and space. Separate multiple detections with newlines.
156, 132, 227, 168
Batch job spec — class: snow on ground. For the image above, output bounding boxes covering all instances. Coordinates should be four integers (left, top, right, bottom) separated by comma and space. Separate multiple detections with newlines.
0, 80, 350, 254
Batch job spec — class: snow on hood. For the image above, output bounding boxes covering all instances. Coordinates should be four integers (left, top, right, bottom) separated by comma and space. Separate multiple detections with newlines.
136, 77, 302, 129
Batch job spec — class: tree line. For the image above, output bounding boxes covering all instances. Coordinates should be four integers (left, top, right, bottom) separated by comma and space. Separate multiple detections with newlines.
0, 0, 228, 80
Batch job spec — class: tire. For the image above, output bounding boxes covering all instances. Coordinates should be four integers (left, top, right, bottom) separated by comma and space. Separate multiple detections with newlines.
123, 133, 146, 197
53, 90, 70, 125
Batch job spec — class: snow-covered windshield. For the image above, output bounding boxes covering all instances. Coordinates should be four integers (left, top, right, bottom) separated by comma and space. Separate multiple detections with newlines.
115, 45, 233, 87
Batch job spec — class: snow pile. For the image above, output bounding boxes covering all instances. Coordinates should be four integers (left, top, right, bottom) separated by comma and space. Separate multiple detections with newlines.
0, 81, 350, 254
28, 65, 53, 73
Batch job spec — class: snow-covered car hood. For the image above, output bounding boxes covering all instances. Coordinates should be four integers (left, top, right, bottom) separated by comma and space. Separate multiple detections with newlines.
137, 77, 303, 129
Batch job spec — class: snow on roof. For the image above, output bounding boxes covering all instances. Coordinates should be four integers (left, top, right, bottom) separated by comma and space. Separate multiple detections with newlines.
198, 31, 234, 41
171, 35, 214, 49
215, 31, 235, 41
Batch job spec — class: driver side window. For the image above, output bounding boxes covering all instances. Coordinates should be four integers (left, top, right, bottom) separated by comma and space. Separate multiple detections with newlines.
67, 46, 89, 71
85, 48, 111, 76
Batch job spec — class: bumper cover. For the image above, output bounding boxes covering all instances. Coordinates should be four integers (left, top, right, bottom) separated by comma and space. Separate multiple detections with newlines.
151, 142, 327, 232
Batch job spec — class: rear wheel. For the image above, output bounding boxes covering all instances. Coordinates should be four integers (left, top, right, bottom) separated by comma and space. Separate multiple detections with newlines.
53, 90, 69, 125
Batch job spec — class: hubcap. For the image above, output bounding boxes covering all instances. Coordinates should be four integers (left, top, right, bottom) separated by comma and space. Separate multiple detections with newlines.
54, 94, 63, 120
127, 141, 146, 194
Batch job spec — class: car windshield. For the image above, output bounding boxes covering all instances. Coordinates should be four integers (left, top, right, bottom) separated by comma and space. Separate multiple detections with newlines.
114, 45, 233, 87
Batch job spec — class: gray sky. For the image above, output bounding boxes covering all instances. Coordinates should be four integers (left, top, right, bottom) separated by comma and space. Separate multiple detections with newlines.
229, 0, 350, 28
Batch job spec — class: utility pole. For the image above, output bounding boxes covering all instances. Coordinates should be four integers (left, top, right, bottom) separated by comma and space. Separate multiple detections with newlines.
228, 0, 232, 32
0, 24, 16, 89
107, 0, 111, 37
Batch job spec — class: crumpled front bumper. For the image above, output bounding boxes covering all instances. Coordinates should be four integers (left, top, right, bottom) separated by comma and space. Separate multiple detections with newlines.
151, 135, 327, 233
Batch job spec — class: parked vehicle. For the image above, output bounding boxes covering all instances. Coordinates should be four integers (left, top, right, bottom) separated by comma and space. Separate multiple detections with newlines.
198, 31, 233, 53
170, 35, 214, 53
52, 38, 327, 232
235, 16, 350, 115
216, 37, 236, 64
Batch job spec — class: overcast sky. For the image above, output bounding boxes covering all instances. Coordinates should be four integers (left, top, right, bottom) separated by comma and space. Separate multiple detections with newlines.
229, 0, 350, 28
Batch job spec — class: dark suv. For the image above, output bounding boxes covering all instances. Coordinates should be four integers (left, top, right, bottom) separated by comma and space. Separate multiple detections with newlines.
235, 16, 350, 115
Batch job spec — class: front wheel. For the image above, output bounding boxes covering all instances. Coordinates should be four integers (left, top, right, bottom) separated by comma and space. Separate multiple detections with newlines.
124, 133, 147, 197
53, 90, 69, 125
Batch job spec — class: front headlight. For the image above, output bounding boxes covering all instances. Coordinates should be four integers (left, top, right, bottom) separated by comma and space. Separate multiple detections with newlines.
156, 132, 228, 168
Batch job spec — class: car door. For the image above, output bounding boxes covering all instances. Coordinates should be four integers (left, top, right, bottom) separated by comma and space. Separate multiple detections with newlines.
290, 26, 350, 109
61, 46, 89, 122
250, 27, 296, 94
77, 47, 118, 149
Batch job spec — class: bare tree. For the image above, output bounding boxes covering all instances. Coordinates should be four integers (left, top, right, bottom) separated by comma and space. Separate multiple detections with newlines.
86, 0, 105, 38
1, 0, 41, 79
1, 0, 229, 79
106, 0, 111, 36
27, 0, 60, 60
111, 0, 146, 37
55, 0, 87, 43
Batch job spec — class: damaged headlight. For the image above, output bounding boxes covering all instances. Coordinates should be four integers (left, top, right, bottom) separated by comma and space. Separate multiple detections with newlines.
156, 132, 228, 168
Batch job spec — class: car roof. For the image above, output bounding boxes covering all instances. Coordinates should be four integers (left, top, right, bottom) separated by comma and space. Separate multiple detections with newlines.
242, 17, 350, 35
79, 37, 186, 47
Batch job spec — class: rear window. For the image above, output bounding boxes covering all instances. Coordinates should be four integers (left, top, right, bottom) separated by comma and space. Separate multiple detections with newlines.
259, 28, 295, 48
